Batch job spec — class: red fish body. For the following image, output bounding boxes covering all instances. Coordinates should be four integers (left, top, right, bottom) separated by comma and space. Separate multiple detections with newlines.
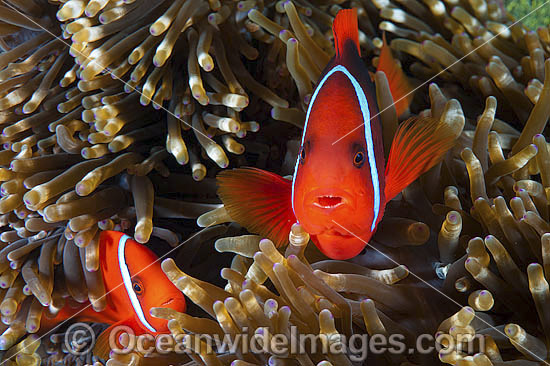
216, 9, 456, 259
41, 231, 186, 357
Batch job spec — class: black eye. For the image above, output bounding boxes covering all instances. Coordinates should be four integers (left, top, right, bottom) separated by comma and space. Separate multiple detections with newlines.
354, 151, 365, 167
299, 146, 306, 164
132, 281, 143, 295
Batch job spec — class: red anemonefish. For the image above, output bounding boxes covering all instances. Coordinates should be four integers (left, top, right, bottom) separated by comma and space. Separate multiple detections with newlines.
216, 9, 456, 259
41, 231, 186, 358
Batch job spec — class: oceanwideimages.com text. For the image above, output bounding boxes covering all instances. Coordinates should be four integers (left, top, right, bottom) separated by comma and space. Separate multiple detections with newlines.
65, 323, 485, 361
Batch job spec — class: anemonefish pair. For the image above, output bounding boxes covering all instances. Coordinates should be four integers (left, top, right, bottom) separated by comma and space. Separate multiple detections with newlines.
216, 9, 456, 259
41, 231, 186, 359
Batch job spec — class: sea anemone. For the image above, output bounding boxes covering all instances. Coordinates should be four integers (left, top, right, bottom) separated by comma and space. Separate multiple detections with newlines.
0, 0, 550, 365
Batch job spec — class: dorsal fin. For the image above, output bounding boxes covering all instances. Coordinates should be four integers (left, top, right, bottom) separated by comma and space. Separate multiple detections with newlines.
333, 8, 360, 58
376, 33, 413, 116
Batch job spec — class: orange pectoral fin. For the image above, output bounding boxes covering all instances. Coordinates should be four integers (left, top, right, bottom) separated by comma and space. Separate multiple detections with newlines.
217, 167, 296, 247
377, 33, 413, 116
384, 116, 457, 201
92, 321, 125, 360
93, 318, 144, 360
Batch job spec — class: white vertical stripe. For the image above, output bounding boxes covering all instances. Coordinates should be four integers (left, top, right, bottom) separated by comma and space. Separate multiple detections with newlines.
291, 65, 380, 230
118, 234, 157, 333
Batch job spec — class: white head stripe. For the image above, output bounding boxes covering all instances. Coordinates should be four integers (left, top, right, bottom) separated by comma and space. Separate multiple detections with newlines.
118, 234, 157, 333
291, 65, 380, 230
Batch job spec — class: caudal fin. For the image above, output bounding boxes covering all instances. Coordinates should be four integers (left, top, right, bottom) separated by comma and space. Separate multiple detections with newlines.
384, 116, 456, 201
333, 8, 360, 58
217, 167, 296, 247
377, 33, 413, 116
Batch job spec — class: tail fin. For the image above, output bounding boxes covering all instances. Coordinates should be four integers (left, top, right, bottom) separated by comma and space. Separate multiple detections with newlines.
377, 33, 413, 116
333, 9, 360, 58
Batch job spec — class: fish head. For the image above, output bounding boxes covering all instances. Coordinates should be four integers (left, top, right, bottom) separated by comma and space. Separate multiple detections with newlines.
103, 231, 186, 334
292, 71, 385, 259
127, 271, 187, 334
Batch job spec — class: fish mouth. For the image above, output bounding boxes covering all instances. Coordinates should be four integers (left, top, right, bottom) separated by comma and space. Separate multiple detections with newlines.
314, 195, 343, 209
160, 297, 175, 306
305, 188, 355, 211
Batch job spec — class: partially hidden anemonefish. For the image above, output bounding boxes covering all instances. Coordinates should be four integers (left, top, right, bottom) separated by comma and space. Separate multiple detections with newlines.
215, 9, 458, 260
40, 230, 186, 359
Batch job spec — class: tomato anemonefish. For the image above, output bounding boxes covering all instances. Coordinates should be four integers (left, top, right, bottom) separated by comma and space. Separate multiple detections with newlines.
41, 230, 186, 359
215, 9, 457, 260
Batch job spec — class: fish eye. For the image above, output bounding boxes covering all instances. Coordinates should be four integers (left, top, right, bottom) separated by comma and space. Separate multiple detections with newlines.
132, 281, 143, 295
299, 146, 306, 164
353, 151, 365, 168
